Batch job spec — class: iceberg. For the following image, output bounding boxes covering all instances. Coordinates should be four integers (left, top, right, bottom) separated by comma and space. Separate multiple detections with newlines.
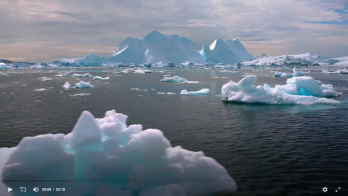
160, 76, 187, 83
62, 82, 70, 89
93, 76, 110, 80
134, 69, 145, 74
274, 67, 304, 77
221, 75, 340, 104
340, 70, 348, 74
73, 73, 94, 78
38, 77, 53, 81
61, 31, 207, 65
321, 56, 348, 66
74, 81, 93, 89
243, 53, 323, 67
200, 38, 255, 64
1, 110, 237, 196
70, 93, 91, 96
34, 88, 47, 91
180, 88, 210, 95
160, 76, 199, 83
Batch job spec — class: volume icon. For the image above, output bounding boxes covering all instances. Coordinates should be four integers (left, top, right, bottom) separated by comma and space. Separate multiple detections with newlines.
33, 187, 39, 192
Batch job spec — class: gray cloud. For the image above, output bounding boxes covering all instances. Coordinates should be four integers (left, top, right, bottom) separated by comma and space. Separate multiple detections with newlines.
0, 0, 347, 62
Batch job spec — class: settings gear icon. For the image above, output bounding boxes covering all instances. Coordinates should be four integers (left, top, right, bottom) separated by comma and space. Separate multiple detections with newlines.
322, 187, 328, 193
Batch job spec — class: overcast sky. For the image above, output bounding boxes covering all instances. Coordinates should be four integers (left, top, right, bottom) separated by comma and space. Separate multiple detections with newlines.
1, 0, 347, 62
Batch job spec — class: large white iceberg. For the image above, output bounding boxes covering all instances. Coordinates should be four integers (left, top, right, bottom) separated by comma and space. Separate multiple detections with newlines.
61, 31, 207, 65
221, 75, 339, 104
200, 38, 255, 64
1, 110, 237, 195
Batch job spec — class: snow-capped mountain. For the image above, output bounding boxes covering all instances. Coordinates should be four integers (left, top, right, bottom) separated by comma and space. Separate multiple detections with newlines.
200, 38, 256, 64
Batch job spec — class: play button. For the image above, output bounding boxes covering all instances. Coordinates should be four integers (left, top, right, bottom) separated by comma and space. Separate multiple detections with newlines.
8, 187, 13, 192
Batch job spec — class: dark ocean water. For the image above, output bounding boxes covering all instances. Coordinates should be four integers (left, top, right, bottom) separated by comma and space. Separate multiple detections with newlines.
0, 68, 348, 195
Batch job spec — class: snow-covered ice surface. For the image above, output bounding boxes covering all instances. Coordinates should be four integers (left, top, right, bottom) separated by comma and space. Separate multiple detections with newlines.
1, 110, 237, 196
74, 81, 93, 89
222, 75, 340, 104
180, 88, 210, 96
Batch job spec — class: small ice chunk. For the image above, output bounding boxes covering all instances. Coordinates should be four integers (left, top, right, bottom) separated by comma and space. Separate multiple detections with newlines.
134, 70, 145, 74
62, 82, 70, 89
74, 81, 93, 89
180, 90, 189, 95
157, 92, 165, 94
93, 76, 110, 80
38, 77, 52, 81
138, 89, 147, 92
151, 88, 156, 91
70, 93, 91, 96
34, 88, 47, 91
73, 73, 93, 77
161, 76, 187, 83
130, 88, 139, 91
167, 92, 176, 95
181, 88, 210, 95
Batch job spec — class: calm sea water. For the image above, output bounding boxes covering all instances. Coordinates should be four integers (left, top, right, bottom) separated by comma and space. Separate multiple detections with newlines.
1, 68, 348, 195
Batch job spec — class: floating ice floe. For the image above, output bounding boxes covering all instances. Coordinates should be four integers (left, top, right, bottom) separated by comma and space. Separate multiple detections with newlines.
134, 69, 145, 74
74, 81, 93, 89
34, 88, 47, 91
221, 75, 339, 104
151, 88, 156, 91
73, 73, 93, 77
167, 92, 176, 95
180, 88, 210, 96
93, 76, 110, 80
160, 76, 199, 83
274, 67, 304, 78
38, 77, 53, 81
157, 92, 166, 94
70, 93, 91, 96
0, 72, 7, 76
130, 88, 139, 91
62, 82, 70, 89
1, 110, 237, 195
340, 70, 348, 74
